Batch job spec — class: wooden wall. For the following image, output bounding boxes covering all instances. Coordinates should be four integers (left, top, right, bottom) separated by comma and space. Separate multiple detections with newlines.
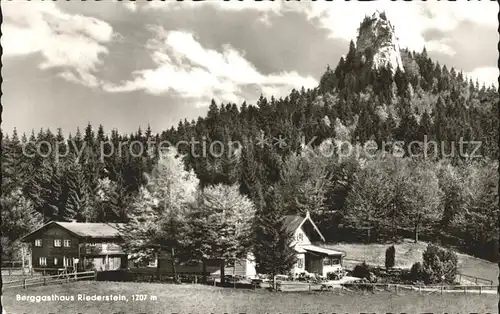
30, 226, 80, 268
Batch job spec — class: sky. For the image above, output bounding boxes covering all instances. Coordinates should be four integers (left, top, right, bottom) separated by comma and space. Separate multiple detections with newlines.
2, 0, 498, 135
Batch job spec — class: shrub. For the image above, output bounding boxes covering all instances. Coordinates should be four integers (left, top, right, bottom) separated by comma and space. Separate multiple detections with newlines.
409, 262, 424, 282
326, 272, 336, 280
352, 261, 371, 279
385, 245, 396, 269
422, 244, 458, 284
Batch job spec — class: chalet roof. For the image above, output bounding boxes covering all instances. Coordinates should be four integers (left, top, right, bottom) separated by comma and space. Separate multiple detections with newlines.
282, 211, 326, 242
21, 221, 125, 242
300, 245, 345, 256
56, 222, 124, 238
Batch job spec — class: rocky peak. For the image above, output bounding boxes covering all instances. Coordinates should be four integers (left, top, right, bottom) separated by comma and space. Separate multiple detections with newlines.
356, 10, 404, 73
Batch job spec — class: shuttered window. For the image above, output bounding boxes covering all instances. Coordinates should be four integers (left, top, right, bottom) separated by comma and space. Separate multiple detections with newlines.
39, 257, 47, 266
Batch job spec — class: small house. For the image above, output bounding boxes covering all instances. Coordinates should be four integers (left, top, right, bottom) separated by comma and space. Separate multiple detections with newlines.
284, 211, 345, 277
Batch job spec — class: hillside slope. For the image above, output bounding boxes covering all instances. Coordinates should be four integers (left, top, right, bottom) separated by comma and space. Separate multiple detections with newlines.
323, 239, 498, 285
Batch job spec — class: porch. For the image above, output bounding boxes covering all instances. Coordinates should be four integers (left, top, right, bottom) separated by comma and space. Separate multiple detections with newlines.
296, 245, 345, 277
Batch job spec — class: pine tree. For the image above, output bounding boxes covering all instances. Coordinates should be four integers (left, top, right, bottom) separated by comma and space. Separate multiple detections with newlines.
254, 188, 297, 279
64, 162, 92, 222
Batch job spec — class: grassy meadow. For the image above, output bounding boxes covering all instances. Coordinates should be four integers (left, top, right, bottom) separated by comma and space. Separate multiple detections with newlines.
324, 239, 499, 285
3, 281, 498, 314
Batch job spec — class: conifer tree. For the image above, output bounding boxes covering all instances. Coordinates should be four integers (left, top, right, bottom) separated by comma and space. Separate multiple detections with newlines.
254, 186, 297, 281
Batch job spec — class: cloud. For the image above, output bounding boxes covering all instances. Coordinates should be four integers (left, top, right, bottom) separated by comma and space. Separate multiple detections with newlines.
123, 2, 138, 12
465, 67, 499, 87
300, 1, 497, 53
104, 26, 317, 106
143, 0, 282, 13
426, 39, 456, 56
1, 2, 115, 87
139, 0, 285, 26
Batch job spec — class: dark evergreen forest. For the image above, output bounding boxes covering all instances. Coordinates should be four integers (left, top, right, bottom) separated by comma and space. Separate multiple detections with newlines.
2, 43, 498, 262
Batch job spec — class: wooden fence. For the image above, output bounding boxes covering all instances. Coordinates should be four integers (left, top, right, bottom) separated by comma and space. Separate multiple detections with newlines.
3, 271, 97, 290
2, 267, 62, 277
456, 273, 494, 285
1, 261, 23, 268
274, 281, 498, 294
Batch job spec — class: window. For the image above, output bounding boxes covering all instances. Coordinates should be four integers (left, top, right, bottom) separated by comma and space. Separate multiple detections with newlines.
297, 258, 303, 268
63, 257, 73, 267
332, 258, 340, 265
148, 259, 157, 268
54, 239, 62, 247
297, 233, 303, 242
39, 257, 47, 266
63, 240, 71, 247
53, 257, 58, 266
35, 239, 42, 247
323, 258, 332, 266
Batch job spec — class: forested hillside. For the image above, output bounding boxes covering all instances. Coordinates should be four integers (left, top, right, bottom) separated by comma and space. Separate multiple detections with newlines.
2, 19, 498, 263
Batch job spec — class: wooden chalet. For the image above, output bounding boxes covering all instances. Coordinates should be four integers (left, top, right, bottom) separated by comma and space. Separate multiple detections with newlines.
21, 221, 128, 272
284, 211, 345, 277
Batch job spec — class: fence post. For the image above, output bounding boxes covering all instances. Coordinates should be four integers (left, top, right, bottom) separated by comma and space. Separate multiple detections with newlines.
464, 286, 467, 295
23, 279, 26, 289
475, 277, 478, 285
273, 276, 277, 291
44, 276, 47, 286
440, 286, 443, 295
308, 284, 311, 292
194, 275, 197, 284
94, 270, 97, 281
479, 286, 482, 294
418, 285, 421, 294
9, 268, 11, 276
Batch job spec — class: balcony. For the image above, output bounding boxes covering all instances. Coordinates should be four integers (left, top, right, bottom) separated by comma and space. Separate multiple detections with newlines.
80, 243, 125, 255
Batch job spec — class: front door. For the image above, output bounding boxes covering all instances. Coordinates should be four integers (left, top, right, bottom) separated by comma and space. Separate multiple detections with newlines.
305, 254, 323, 275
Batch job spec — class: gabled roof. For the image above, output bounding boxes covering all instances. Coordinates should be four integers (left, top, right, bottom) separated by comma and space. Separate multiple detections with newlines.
300, 245, 345, 256
21, 221, 125, 242
282, 211, 325, 242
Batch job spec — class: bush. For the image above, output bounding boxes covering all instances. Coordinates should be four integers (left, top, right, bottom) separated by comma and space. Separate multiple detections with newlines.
352, 261, 371, 279
422, 244, 458, 284
326, 272, 336, 280
385, 245, 395, 269
409, 262, 424, 282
